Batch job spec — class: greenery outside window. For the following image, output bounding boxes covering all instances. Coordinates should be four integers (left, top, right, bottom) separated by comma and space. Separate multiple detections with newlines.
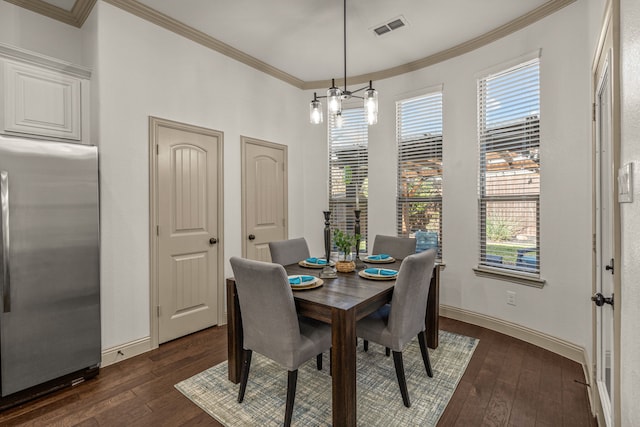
478, 57, 541, 277
329, 107, 368, 253
396, 91, 443, 258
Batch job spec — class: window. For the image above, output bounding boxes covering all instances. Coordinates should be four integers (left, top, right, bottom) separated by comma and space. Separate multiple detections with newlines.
478, 58, 540, 276
396, 91, 443, 258
329, 107, 368, 252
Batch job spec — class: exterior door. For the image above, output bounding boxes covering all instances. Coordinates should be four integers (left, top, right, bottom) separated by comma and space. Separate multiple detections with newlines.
242, 137, 287, 261
155, 119, 223, 344
594, 43, 617, 426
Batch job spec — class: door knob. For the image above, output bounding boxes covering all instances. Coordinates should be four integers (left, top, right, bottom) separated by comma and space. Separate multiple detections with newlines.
209, 237, 218, 245
591, 292, 614, 307
248, 234, 256, 241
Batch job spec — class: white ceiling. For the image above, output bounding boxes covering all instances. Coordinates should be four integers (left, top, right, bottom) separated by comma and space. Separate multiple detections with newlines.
30, 0, 563, 83
133, 0, 550, 82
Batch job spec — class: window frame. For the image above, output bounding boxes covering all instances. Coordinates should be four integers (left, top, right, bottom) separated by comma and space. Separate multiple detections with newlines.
395, 90, 443, 259
328, 106, 368, 254
475, 56, 545, 286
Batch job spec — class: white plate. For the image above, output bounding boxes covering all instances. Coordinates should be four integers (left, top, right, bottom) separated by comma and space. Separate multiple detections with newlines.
359, 268, 398, 280
287, 275, 324, 290
363, 255, 396, 264
288, 275, 318, 287
298, 259, 336, 268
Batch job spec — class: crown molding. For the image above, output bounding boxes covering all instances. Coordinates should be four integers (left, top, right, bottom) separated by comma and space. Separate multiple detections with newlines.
304, 0, 577, 89
102, 0, 306, 89
105, 0, 574, 90
4, 0, 97, 28
0, 41, 92, 78
9, 0, 576, 89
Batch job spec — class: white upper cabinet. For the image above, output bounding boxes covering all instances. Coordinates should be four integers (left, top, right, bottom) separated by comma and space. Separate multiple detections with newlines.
0, 43, 91, 143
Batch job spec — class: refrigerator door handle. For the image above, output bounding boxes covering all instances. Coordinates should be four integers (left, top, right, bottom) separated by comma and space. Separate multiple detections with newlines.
1, 170, 10, 313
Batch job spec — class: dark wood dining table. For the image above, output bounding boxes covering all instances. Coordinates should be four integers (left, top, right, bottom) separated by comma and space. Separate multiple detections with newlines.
226, 260, 441, 427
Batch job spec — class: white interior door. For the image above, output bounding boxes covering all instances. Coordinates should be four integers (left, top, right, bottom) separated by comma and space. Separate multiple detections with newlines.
156, 120, 222, 344
242, 137, 287, 261
594, 48, 615, 427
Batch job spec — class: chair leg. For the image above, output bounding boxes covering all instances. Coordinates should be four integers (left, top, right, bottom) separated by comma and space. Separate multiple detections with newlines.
316, 353, 323, 370
237, 349, 252, 403
284, 370, 298, 427
392, 351, 411, 408
418, 331, 433, 377
364, 340, 369, 352
385, 347, 390, 357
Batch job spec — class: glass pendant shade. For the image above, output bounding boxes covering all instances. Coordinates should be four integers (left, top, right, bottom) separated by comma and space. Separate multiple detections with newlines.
327, 86, 342, 115
364, 87, 378, 125
306, 2, 380, 127
310, 99, 323, 124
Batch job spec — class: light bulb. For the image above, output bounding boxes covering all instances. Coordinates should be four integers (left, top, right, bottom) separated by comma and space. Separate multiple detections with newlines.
367, 110, 377, 126
327, 86, 342, 115
310, 99, 323, 124
364, 87, 378, 125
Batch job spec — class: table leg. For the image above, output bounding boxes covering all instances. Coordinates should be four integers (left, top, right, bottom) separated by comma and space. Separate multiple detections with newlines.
226, 279, 243, 384
331, 307, 357, 427
426, 265, 440, 349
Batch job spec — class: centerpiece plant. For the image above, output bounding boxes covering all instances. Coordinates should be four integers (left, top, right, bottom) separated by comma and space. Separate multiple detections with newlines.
333, 229, 360, 272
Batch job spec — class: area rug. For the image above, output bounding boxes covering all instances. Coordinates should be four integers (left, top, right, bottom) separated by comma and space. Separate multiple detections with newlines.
175, 330, 477, 426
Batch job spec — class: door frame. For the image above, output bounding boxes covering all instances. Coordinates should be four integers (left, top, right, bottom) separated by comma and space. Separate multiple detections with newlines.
149, 117, 225, 349
590, 2, 621, 425
240, 136, 288, 258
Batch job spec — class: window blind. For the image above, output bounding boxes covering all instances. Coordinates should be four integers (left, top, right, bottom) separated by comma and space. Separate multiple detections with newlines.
478, 58, 540, 275
329, 107, 368, 252
396, 92, 443, 258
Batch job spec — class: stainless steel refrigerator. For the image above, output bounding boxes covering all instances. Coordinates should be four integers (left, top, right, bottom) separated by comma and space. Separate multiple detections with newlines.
0, 136, 100, 407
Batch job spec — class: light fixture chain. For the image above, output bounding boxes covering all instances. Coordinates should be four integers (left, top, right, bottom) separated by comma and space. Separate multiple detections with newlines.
343, 0, 347, 92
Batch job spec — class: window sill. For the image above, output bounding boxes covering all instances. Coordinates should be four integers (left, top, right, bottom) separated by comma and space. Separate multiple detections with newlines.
473, 265, 546, 288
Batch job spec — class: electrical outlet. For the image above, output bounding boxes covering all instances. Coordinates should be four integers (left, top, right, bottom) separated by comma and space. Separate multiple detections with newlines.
507, 291, 517, 306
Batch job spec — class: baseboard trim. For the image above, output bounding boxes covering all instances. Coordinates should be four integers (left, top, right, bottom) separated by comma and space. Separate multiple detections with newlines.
440, 305, 586, 365
101, 337, 152, 367
441, 304, 598, 419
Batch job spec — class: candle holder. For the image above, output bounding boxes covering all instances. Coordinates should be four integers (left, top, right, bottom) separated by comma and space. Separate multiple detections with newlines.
353, 210, 366, 269
320, 210, 337, 279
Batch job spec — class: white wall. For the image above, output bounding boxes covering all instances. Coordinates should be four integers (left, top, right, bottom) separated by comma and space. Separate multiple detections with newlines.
93, 2, 308, 349
2, 0, 601, 367
0, 1, 87, 66
619, 0, 640, 424
304, 1, 593, 354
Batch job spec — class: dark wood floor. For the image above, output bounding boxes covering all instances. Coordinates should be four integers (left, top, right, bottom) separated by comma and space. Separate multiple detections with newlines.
0, 317, 596, 426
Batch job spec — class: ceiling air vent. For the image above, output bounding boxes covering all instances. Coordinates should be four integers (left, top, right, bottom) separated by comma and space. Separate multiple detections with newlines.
372, 15, 407, 37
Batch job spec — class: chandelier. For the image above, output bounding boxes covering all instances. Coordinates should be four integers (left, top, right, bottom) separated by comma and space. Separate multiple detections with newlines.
309, 0, 378, 127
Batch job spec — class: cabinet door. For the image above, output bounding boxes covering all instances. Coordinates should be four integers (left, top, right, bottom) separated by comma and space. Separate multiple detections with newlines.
3, 61, 81, 140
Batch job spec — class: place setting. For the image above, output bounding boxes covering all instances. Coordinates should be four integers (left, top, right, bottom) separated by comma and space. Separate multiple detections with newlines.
362, 253, 396, 264
287, 274, 324, 290
298, 257, 335, 269
358, 267, 398, 281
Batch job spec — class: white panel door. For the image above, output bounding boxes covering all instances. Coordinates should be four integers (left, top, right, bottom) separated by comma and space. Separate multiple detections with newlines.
242, 137, 287, 261
594, 48, 616, 427
157, 124, 221, 344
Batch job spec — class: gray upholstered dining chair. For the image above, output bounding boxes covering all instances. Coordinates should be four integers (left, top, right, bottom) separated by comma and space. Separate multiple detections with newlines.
229, 256, 332, 427
269, 237, 311, 266
356, 249, 437, 408
363, 234, 418, 355
371, 234, 417, 260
